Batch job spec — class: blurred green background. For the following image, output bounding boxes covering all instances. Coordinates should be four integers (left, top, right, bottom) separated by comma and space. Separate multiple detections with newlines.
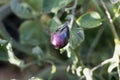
0, 0, 120, 80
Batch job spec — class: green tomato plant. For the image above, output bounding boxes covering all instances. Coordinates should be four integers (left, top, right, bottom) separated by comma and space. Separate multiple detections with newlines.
0, 0, 120, 80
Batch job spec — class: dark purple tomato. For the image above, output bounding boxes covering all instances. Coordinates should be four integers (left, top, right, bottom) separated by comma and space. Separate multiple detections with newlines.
50, 22, 70, 49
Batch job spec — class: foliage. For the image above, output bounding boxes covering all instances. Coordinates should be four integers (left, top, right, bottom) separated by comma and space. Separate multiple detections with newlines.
0, 0, 120, 80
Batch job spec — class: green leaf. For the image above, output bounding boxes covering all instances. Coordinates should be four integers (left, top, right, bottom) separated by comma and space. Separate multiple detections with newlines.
69, 25, 84, 49
43, 0, 73, 13
10, 0, 38, 19
113, 2, 120, 18
0, 52, 8, 61
19, 20, 48, 46
32, 46, 43, 55
0, 46, 8, 61
76, 11, 102, 28
49, 16, 62, 33
0, 39, 7, 45
0, 39, 8, 61
25, 0, 43, 11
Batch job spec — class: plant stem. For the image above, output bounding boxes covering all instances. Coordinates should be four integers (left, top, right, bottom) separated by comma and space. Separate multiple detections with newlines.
100, 0, 119, 42
89, 1, 120, 79
100, 1, 120, 79
23, 60, 41, 69
92, 0, 119, 42
69, 0, 83, 67
87, 26, 105, 64
91, 58, 112, 72
36, 65, 67, 79
65, 0, 79, 59
68, 0, 78, 29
